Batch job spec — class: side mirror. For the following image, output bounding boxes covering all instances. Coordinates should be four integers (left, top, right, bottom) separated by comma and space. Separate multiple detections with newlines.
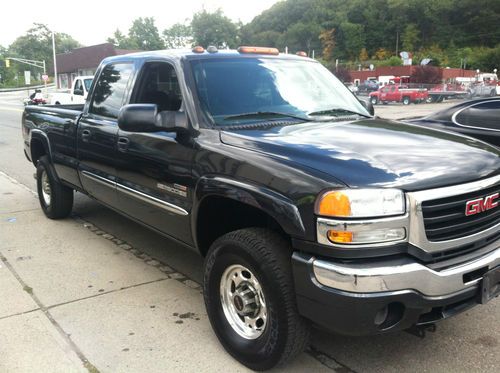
118, 104, 189, 133
358, 98, 375, 116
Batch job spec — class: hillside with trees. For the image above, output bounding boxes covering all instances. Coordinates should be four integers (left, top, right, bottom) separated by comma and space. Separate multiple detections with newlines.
240, 0, 500, 70
1, 0, 499, 87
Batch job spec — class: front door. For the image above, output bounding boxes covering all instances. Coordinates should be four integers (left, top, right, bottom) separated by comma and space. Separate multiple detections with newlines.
115, 61, 194, 245
77, 62, 135, 209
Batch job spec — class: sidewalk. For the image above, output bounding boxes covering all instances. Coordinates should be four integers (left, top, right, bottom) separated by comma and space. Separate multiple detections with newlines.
0, 173, 328, 372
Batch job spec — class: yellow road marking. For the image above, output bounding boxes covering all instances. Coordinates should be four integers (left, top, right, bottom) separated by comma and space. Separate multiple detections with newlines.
0, 106, 23, 113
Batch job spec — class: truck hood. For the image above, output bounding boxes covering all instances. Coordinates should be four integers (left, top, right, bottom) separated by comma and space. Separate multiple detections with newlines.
220, 118, 500, 191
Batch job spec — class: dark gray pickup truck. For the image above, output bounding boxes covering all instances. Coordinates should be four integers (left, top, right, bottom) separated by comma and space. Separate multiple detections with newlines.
23, 46, 500, 370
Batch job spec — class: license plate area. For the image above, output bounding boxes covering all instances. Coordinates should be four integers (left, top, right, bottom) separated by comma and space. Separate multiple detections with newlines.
479, 266, 500, 304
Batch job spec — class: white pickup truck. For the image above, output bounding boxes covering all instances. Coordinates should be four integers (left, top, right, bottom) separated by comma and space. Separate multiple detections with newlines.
50, 76, 93, 105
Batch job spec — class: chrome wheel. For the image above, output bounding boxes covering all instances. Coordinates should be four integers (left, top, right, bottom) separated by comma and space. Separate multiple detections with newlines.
41, 170, 51, 205
220, 264, 267, 339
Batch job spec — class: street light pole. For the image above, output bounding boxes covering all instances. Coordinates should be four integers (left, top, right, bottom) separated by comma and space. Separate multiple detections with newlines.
52, 31, 58, 89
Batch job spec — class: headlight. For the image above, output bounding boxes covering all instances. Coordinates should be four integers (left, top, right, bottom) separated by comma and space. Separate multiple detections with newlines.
315, 189, 405, 218
315, 189, 408, 247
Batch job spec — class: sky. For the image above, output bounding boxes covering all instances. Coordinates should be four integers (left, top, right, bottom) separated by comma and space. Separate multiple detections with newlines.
0, 0, 280, 48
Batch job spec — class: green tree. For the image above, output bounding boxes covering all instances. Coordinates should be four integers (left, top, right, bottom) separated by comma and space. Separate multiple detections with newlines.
163, 23, 193, 49
107, 29, 137, 49
128, 17, 165, 50
401, 23, 420, 52
8, 23, 81, 78
191, 9, 238, 48
340, 22, 365, 60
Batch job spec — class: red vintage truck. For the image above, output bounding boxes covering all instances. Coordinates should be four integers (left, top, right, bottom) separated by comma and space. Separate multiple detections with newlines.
369, 84, 428, 105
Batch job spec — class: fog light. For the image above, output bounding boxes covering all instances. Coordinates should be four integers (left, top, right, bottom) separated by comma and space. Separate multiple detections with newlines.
374, 306, 389, 326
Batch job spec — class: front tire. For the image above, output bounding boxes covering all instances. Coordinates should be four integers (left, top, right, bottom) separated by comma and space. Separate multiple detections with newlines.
402, 96, 410, 105
203, 228, 310, 371
370, 96, 378, 105
36, 155, 73, 219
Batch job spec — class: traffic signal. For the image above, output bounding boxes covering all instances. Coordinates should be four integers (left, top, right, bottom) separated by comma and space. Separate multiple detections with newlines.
5, 59, 9, 68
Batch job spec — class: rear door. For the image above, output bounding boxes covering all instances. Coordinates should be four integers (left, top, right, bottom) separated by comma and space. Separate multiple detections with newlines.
77, 62, 135, 209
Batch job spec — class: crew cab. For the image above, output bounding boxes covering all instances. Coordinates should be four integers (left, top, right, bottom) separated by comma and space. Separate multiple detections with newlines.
370, 84, 428, 105
50, 75, 93, 105
22, 47, 500, 371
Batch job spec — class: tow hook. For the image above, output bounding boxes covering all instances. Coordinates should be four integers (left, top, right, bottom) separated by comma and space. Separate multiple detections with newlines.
405, 324, 437, 338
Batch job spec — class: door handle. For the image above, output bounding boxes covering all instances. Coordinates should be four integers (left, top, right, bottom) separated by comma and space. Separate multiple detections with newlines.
117, 136, 130, 152
81, 129, 91, 142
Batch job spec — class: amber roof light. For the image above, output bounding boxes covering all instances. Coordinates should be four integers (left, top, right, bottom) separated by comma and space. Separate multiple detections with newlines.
237, 46, 279, 55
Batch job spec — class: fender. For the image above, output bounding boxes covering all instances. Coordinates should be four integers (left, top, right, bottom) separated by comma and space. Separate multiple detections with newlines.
29, 129, 52, 163
192, 175, 306, 246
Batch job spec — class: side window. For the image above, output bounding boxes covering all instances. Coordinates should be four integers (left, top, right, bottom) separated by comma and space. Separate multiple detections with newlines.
455, 101, 500, 130
74, 79, 83, 95
90, 63, 134, 119
133, 62, 182, 112
391, 86, 396, 92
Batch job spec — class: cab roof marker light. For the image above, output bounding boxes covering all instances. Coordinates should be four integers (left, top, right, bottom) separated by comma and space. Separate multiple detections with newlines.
192, 46, 205, 53
237, 46, 280, 55
206, 46, 218, 53
296, 51, 307, 57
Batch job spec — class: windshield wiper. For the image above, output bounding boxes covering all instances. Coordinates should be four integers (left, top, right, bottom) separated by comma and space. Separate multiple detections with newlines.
308, 108, 370, 118
223, 111, 311, 122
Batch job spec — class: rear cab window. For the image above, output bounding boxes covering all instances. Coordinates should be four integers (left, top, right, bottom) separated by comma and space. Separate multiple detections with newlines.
89, 63, 134, 119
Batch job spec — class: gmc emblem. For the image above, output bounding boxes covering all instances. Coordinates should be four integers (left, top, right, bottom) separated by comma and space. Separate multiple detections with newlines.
465, 193, 499, 216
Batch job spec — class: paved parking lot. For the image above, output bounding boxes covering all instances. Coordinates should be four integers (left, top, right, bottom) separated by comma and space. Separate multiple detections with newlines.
0, 93, 498, 372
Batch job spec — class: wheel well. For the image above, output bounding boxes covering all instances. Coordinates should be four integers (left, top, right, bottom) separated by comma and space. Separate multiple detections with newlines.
196, 196, 287, 257
30, 139, 47, 165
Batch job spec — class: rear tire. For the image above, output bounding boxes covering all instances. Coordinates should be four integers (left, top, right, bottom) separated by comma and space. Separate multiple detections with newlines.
203, 228, 310, 371
36, 155, 73, 219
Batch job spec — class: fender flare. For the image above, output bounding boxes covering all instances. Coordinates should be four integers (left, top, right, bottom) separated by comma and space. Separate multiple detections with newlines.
29, 129, 52, 164
191, 176, 306, 247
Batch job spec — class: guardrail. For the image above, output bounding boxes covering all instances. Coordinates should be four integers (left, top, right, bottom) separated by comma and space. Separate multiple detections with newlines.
0, 84, 55, 93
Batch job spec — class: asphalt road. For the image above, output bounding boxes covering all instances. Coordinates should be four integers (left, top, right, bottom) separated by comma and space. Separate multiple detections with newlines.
0, 91, 498, 372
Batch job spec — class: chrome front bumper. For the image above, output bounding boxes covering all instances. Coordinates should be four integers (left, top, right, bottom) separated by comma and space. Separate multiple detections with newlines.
313, 245, 500, 297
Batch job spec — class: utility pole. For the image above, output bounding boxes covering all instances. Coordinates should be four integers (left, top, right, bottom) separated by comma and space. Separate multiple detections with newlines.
52, 31, 58, 89
395, 31, 399, 56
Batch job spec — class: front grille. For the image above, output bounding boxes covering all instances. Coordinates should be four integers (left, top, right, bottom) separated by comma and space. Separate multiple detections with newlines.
422, 183, 500, 241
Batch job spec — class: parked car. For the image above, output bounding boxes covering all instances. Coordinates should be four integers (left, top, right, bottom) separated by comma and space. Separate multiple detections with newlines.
50, 76, 93, 105
357, 79, 379, 94
407, 97, 500, 147
369, 84, 428, 105
22, 47, 500, 370
467, 82, 498, 98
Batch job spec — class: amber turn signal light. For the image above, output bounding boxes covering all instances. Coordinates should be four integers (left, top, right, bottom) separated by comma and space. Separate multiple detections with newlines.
327, 230, 353, 244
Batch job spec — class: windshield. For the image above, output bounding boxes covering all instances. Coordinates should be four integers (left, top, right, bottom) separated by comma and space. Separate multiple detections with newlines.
84, 79, 93, 92
191, 57, 369, 126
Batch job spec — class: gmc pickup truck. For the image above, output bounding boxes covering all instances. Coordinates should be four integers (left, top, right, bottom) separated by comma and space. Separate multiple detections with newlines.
369, 84, 428, 105
22, 47, 500, 371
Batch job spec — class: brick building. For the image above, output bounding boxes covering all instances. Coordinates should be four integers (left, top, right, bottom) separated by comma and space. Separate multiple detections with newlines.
54, 43, 138, 89
349, 66, 476, 85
